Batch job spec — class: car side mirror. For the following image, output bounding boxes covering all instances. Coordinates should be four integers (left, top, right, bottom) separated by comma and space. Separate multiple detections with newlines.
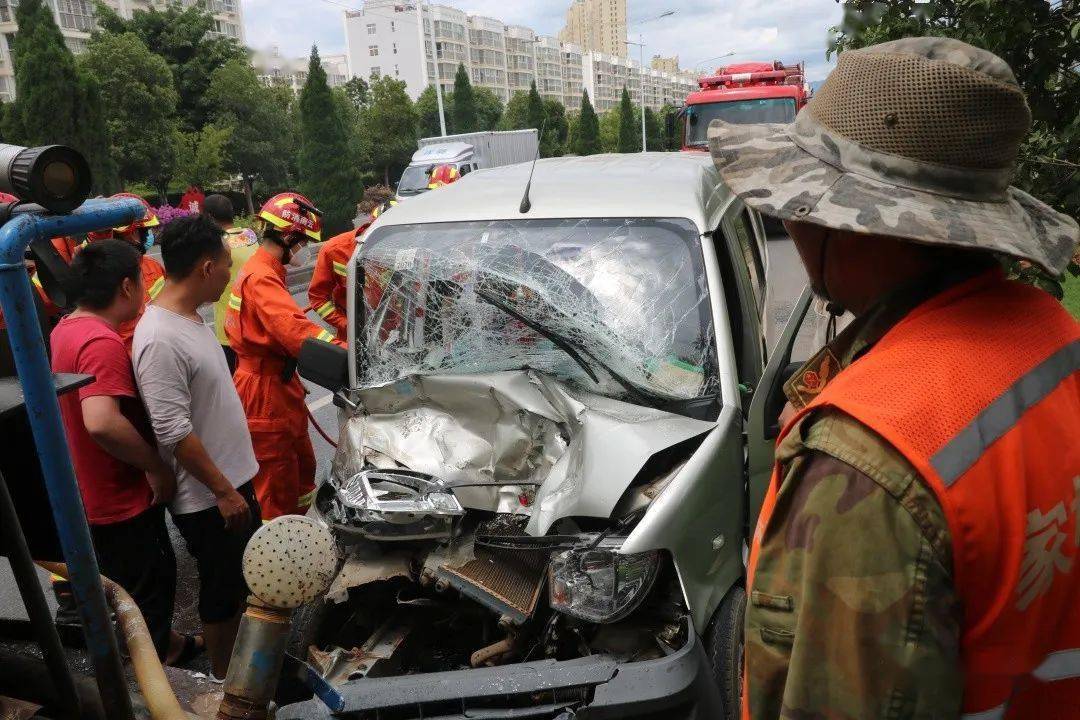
298, 338, 349, 393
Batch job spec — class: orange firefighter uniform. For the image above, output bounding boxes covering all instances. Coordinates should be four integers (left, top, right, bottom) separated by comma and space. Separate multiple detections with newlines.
226, 193, 345, 521
308, 202, 395, 337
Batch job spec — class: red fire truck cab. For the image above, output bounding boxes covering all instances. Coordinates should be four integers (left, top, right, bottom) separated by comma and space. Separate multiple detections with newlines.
678, 61, 809, 151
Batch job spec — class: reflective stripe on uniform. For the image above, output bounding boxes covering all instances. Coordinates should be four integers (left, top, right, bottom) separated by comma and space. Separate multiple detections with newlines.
932, 340, 1080, 486
315, 301, 336, 318
332, 261, 347, 277
31, 274, 43, 289
315, 329, 335, 343
961, 706, 1005, 720
228, 293, 242, 311
1032, 648, 1080, 682
148, 276, 165, 300
297, 489, 315, 507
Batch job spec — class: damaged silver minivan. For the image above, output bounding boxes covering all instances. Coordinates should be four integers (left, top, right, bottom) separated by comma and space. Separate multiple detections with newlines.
283, 152, 803, 720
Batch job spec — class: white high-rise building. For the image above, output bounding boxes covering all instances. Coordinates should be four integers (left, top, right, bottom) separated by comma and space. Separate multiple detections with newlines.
0, 0, 245, 101
342, 0, 694, 113
252, 47, 349, 96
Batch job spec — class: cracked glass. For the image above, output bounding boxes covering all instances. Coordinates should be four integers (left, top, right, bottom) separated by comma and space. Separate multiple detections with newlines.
356, 218, 718, 403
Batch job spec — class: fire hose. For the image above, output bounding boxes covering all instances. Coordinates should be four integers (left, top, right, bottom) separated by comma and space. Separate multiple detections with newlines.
37, 562, 188, 720
307, 406, 338, 448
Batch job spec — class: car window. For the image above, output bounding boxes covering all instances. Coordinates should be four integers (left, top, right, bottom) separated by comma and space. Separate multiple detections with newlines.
730, 209, 765, 313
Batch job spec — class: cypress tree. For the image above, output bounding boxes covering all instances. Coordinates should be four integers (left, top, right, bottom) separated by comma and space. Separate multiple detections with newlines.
4, 0, 78, 145
298, 46, 362, 235
574, 89, 601, 156
526, 81, 545, 132
451, 63, 476, 133
617, 86, 638, 153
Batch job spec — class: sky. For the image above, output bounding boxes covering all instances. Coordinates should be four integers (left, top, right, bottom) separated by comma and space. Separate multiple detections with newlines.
242, 0, 844, 81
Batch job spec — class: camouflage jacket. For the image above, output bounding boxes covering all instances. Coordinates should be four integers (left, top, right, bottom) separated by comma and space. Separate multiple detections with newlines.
746, 282, 967, 720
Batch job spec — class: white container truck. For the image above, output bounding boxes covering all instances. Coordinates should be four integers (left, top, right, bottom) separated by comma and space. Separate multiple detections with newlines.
395, 129, 539, 199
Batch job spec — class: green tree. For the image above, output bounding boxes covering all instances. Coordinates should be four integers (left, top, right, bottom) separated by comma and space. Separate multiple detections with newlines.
527, 81, 545, 132
541, 98, 568, 157
95, 1, 247, 132
574, 90, 602, 156
659, 103, 681, 151
363, 76, 418, 185
474, 87, 505, 130
499, 90, 530, 130
298, 46, 362, 236
2, 0, 116, 191
172, 124, 232, 189
617, 87, 639, 153
829, 0, 1080, 295
80, 32, 178, 197
415, 86, 446, 138
600, 110, 620, 153
343, 76, 370, 110
644, 107, 664, 151
451, 63, 477, 133
205, 59, 292, 214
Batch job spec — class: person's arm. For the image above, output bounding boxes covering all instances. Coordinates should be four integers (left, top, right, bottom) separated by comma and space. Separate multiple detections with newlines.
173, 434, 250, 531
308, 244, 349, 336
81, 395, 175, 504
133, 336, 250, 530
745, 412, 962, 720
251, 272, 346, 357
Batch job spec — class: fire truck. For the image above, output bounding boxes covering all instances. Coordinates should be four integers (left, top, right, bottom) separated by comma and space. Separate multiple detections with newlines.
676, 61, 810, 151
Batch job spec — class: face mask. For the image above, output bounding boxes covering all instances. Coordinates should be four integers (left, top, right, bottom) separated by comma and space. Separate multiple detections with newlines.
287, 243, 309, 268
142, 229, 155, 253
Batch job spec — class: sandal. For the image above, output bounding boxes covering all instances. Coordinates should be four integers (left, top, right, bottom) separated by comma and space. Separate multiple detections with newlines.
167, 633, 205, 667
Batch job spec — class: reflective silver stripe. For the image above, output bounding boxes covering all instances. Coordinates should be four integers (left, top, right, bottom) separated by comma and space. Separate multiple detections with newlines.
931, 340, 1080, 486
1033, 648, 1080, 682
961, 705, 1006, 720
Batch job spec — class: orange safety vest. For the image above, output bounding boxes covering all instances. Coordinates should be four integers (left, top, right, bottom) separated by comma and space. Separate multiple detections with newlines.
746, 273, 1080, 720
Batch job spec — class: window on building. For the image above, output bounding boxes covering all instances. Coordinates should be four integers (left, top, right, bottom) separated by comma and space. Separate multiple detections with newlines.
394, 64, 399, 77
370, 66, 381, 79
393, 42, 397, 54
57, 0, 94, 32
391, 21, 395, 32
369, 45, 379, 56
367, 23, 376, 34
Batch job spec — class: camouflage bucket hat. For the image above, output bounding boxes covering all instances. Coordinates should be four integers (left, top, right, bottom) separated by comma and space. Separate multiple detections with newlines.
708, 37, 1079, 273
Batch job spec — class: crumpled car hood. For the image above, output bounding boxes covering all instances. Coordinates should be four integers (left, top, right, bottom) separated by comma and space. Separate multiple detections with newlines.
332, 370, 716, 535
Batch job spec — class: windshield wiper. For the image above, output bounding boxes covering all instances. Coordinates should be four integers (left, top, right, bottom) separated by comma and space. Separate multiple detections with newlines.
473, 281, 661, 410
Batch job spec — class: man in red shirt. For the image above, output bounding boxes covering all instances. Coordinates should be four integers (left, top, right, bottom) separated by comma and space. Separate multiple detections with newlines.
51, 239, 200, 664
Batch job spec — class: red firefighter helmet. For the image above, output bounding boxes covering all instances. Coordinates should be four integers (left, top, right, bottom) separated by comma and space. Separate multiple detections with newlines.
427, 164, 460, 190
258, 192, 323, 242
110, 192, 160, 234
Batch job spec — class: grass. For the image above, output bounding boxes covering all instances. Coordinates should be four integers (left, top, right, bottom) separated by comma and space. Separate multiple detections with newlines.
1064, 272, 1080, 320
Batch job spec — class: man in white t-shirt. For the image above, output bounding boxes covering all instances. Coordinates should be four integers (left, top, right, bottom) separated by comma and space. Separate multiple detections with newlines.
133, 214, 260, 681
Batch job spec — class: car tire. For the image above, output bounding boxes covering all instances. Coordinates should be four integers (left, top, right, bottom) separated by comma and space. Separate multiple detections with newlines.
705, 584, 746, 720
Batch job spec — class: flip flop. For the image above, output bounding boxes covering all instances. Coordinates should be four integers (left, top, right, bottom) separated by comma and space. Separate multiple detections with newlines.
167, 633, 205, 668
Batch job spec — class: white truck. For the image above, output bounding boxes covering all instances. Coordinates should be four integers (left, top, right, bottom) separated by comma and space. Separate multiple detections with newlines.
395, 129, 539, 199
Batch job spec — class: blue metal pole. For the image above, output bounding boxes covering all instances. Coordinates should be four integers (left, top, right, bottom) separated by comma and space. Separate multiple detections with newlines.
0, 199, 143, 720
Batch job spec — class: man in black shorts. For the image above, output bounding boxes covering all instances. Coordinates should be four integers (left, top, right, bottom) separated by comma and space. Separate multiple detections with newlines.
132, 215, 262, 681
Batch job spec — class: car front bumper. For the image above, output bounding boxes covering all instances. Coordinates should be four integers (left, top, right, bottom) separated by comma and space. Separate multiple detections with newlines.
276, 619, 723, 719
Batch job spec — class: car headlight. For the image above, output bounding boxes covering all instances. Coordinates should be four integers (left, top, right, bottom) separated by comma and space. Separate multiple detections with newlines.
548, 540, 661, 624
323, 468, 464, 541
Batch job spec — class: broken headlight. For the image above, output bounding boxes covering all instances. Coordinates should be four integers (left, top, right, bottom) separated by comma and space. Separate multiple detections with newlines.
548, 540, 661, 624
325, 469, 464, 541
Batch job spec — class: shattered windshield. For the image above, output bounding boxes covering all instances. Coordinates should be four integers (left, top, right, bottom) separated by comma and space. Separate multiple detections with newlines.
357, 218, 718, 403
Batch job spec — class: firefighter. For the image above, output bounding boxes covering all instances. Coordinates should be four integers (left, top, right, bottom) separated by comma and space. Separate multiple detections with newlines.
710, 38, 1080, 719
308, 200, 396, 337
427, 164, 460, 190
224, 192, 345, 521
85, 193, 163, 353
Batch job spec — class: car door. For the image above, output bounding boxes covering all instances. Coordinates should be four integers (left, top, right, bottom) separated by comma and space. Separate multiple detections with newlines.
716, 202, 768, 405
744, 285, 813, 536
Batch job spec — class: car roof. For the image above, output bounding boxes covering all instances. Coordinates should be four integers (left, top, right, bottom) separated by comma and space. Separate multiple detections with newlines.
383, 152, 730, 232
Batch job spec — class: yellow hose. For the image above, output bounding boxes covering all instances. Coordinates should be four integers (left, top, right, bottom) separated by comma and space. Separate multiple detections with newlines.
38, 562, 189, 720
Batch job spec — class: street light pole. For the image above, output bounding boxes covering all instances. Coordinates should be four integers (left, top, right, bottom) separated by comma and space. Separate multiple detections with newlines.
416, 0, 447, 136
694, 51, 737, 73
628, 9, 675, 153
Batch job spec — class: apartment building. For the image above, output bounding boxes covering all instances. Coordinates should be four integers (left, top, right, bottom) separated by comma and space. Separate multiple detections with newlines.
558, 0, 625, 58
0, 0, 244, 101
343, 1, 692, 113
252, 46, 349, 96
651, 55, 678, 74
